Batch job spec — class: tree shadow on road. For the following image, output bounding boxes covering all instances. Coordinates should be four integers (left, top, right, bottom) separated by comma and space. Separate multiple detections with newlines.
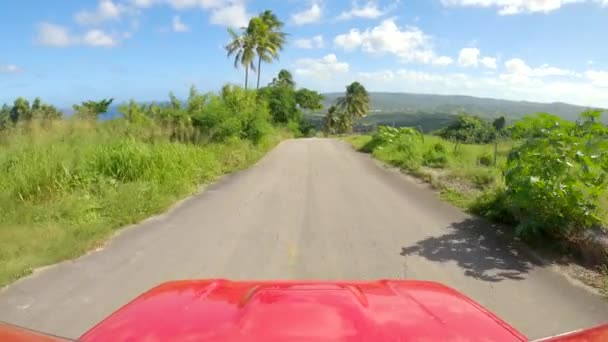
400, 217, 545, 282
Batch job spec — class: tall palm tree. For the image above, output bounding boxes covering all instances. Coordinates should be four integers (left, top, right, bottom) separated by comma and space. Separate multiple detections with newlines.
336, 82, 370, 120
226, 28, 256, 89
247, 11, 287, 89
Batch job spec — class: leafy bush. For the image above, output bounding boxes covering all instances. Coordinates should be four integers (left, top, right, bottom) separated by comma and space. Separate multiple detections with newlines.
503, 111, 608, 237
477, 153, 492, 167
439, 114, 496, 146
423, 143, 449, 168
369, 126, 424, 170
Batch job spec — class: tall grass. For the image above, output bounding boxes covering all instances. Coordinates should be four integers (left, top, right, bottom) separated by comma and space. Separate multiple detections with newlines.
0, 119, 285, 287
346, 133, 513, 208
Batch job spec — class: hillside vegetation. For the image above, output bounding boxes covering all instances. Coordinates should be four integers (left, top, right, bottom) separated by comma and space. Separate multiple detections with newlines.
322, 92, 605, 121
346, 111, 608, 266
0, 84, 304, 287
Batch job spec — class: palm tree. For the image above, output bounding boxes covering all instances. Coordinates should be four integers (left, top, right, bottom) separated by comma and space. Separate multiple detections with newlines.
226, 28, 256, 89
247, 11, 286, 89
271, 69, 295, 88
336, 82, 370, 120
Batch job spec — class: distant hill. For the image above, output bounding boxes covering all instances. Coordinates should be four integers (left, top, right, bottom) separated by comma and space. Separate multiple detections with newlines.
321, 92, 603, 122
310, 92, 606, 132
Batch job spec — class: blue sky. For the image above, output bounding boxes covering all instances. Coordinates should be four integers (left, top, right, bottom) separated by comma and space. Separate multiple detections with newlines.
0, 0, 607, 108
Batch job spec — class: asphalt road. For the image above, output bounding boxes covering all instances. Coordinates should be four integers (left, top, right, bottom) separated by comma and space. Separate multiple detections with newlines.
1, 138, 607, 340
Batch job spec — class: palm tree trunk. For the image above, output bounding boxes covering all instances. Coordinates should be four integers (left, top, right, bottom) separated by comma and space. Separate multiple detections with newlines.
256, 56, 262, 89
245, 66, 249, 90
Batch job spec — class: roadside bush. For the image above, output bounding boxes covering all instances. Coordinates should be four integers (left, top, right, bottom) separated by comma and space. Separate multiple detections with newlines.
423, 143, 449, 168
190, 85, 271, 144
503, 111, 608, 237
477, 153, 492, 167
371, 127, 424, 170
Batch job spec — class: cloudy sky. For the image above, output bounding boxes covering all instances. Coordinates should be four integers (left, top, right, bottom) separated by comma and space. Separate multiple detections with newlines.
1, 0, 607, 107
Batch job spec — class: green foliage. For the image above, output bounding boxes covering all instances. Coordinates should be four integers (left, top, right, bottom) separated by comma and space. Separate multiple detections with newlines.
0, 97, 62, 129
258, 70, 322, 135
247, 11, 287, 89
493, 116, 506, 131
365, 126, 425, 170
226, 27, 257, 89
258, 84, 299, 124
503, 112, 608, 237
337, 81, 370, 119
477, 153, 493, 167
226, 10, 286, 89
295, 88, 323, 111
439, 114, 496, 145
0, 119, 285, 287
73, 98, 114, 119
191, 85, 271, 143
271, 69, 295, 89
323, 81, 370, 134
423, 143, 449, 168
323, 105, 352, 135
10, 97, 31, 122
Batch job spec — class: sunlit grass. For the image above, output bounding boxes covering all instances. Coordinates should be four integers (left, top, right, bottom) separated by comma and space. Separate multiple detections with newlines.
0, 120, 285, 287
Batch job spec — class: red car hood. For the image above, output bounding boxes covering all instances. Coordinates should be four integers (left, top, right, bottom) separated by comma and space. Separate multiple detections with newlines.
81, 279, 527, 341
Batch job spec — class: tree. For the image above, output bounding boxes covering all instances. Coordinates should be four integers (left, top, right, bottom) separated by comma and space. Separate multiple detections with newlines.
492, 116, 506, 166
323, 105, 351, 135
439, 114, 495, 152
247, 11, 286, 89
258, 83, 298, 124
73, 98, 114, 119
334, 82, 370, 133
226, 28, 256, 89
10, 97, 31, 122
295, 88, 323, 111
336, 81, 370, 120
271, 69, 295, 89
0, 104, 11, 129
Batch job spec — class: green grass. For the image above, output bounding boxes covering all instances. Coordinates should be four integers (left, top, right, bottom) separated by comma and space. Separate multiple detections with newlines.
344, 134, 512, 209
0, 120, 287, 287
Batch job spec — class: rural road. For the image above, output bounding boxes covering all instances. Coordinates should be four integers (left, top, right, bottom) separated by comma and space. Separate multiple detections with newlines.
1, 138, 607, 340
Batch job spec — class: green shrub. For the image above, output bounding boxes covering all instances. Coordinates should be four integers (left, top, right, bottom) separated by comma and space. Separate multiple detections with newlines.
504, 111, 608, 237
477, 153, 492, 167
423, 143, 449, 168
368, 126, 424, 170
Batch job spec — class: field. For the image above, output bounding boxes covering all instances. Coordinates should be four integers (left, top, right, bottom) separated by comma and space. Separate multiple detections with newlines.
0, 120, 287, 287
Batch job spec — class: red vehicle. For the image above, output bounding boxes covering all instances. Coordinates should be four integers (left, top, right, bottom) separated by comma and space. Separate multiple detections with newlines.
1, 280, 607, 341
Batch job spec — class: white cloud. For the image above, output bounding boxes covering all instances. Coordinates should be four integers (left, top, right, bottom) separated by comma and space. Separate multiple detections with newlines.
295, 54, 349, 79
294, 35, 324, 49
358, 70, 396, 81
309, 67, 608, 107
128, 0, 249, 27
291, 2, 322, 25
172, 15, 190, 32
36, 23, 74, 47
75, 0, 122, 25
0, 64, 22, 74
35, 23, 117, 48
433, 56, 454, 66
458, 47, 479, 67
501, 58, 579, 83
82, 30, 118, 47
480, 56, 497, 69
334, 19, 436, 63
209, 3, 249, 27
337, 1, 392, 20
585, 70, 608, 87
440, 0, 598, 15
129, 0, 155, 7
